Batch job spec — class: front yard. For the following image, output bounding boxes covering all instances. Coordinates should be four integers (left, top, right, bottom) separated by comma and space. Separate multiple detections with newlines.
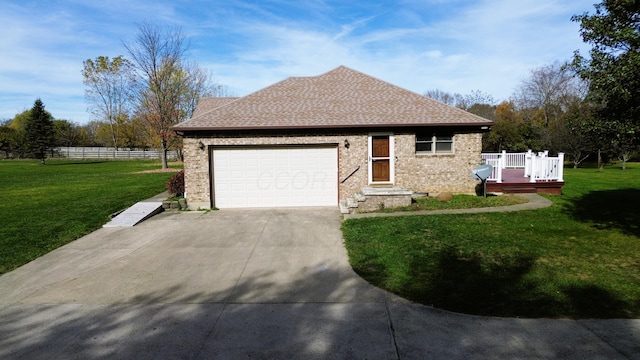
0, 160, 179, 274
342, 164, 640, 318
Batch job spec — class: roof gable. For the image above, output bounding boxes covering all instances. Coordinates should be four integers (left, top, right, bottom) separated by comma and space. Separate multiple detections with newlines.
174, 66, 492, 131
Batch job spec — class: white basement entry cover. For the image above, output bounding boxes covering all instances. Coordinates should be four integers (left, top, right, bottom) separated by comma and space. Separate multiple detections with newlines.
212, 146, 338, 208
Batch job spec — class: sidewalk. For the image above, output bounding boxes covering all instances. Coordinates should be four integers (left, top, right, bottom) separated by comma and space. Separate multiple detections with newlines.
343, 193, 552, 220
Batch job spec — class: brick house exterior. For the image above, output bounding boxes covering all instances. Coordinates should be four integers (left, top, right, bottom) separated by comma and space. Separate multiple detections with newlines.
173, 66, 492, 210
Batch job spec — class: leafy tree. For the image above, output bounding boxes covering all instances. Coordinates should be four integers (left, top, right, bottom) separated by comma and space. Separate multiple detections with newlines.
484, 101, 525, 152
24, 99, 55, 165
550, 101, 599, 168
52, 119, 82, 147
82, 56, 136, 149
0, 120, 19, 158
78, 121, 102, 146
571, 0, 640, 167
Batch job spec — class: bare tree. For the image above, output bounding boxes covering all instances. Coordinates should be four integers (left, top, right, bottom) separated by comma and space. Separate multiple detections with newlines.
424, 89, 462, 106
124, 23, 190, 169
82, 56, 136, 149
124, 23, 221, 168
514, 61, 586, 127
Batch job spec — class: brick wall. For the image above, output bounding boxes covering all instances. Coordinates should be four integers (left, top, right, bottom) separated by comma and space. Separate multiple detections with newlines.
182, 129, 483, 209
394, 131, 483, 195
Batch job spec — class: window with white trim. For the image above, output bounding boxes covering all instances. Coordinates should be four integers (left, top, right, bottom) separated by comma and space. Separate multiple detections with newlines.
416, 133, 454, 154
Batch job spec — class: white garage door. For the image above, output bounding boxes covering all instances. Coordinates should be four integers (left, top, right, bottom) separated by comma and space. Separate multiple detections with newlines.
212, 146, 338, 208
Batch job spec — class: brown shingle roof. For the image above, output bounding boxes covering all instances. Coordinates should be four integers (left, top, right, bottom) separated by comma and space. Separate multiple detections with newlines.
174, 66, 493, 131
190, 97, 239, 118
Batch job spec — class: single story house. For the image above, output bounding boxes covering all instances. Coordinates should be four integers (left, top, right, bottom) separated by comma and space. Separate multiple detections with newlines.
173, 66, 493, 212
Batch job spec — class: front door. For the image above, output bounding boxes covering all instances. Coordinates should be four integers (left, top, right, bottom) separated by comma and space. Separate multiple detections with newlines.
369, 134, 393, 183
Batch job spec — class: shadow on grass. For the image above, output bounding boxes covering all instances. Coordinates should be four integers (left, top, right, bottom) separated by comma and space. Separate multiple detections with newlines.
48, 160, 109, 165
564, 188, 640, 237
401, 246, 548, 317
380, 245, 634, 318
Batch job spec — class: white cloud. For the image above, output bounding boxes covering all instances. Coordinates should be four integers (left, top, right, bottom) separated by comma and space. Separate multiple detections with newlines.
0, 0, 596, 122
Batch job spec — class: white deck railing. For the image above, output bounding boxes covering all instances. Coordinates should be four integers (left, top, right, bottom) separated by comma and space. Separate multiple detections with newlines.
482, 150, 564, 183
526, 151, 564, 182
484, 158, 503, 182
482, 150, 527, 169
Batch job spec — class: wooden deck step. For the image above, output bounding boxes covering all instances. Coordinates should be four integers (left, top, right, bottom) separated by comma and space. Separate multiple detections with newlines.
499, 186, 537, 193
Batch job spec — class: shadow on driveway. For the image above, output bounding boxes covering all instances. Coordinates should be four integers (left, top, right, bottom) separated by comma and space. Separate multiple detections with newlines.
0, 208, 638, 359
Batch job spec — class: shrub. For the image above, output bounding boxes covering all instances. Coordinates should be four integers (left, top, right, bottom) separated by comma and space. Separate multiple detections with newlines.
166, 170, 185, 196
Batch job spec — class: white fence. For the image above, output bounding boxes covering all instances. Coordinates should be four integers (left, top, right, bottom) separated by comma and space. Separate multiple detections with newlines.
55, 147, 178, 160
482, 150, 564, 183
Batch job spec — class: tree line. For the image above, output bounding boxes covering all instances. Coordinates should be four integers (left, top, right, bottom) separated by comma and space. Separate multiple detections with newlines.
1, 22, 227, 167
427, 0, 639, 170
2, 1, 637, 169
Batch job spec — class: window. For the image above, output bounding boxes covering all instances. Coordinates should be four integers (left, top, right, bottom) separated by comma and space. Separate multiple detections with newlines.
416, 133, 454, 154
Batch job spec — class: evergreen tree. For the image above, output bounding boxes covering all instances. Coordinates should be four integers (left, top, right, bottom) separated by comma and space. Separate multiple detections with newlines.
24, 99, 55, 165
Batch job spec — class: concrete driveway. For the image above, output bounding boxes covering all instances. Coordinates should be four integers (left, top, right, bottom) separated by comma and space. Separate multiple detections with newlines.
0, 207, 638, 359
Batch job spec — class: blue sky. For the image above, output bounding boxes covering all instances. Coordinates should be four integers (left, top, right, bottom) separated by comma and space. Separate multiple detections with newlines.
0, 0, 595, 124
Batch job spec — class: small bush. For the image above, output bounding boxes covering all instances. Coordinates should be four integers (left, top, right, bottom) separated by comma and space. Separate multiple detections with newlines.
166, 170, 185, 196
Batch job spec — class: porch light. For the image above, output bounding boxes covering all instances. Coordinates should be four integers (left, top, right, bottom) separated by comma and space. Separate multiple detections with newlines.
344, 139, 350, 148
198, 141, 205, 151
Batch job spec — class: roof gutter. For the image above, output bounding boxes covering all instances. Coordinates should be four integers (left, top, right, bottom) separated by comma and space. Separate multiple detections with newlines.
173, 121, 494, 133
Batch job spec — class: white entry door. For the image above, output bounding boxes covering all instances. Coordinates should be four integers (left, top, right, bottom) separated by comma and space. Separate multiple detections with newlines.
212, 146, 338, 208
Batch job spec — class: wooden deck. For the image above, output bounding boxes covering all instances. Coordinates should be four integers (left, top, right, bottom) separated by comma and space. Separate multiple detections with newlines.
485, 169, 564, 195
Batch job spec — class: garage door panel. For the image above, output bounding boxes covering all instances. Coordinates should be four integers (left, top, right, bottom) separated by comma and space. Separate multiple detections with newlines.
213, 147, 338, 208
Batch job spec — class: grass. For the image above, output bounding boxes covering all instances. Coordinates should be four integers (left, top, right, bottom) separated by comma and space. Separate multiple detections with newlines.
342, 163, 640, 318
0, 159, 181, 275
376, 194, 528, 212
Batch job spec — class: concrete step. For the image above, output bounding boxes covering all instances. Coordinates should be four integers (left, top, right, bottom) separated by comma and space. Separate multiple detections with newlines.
339, 199, 351, 214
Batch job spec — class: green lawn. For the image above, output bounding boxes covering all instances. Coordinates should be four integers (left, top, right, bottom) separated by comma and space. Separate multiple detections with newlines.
376, 193, 528, 212
0, 160, 179, 274
342, 164, 640, 318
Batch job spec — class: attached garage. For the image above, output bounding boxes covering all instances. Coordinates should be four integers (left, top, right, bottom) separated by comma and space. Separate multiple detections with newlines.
211, 145, 338, 208
174, 66, 494, 211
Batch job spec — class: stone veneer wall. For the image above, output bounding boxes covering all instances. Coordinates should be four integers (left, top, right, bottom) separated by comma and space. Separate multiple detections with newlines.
181, 130, 483, 209
394, 131, 483, 195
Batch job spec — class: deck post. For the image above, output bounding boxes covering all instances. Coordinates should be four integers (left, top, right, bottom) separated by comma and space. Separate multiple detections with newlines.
525, 150, 532, 177
501, 150, 507, 169
530, 154, 537, 183
557, 152, 565, 182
